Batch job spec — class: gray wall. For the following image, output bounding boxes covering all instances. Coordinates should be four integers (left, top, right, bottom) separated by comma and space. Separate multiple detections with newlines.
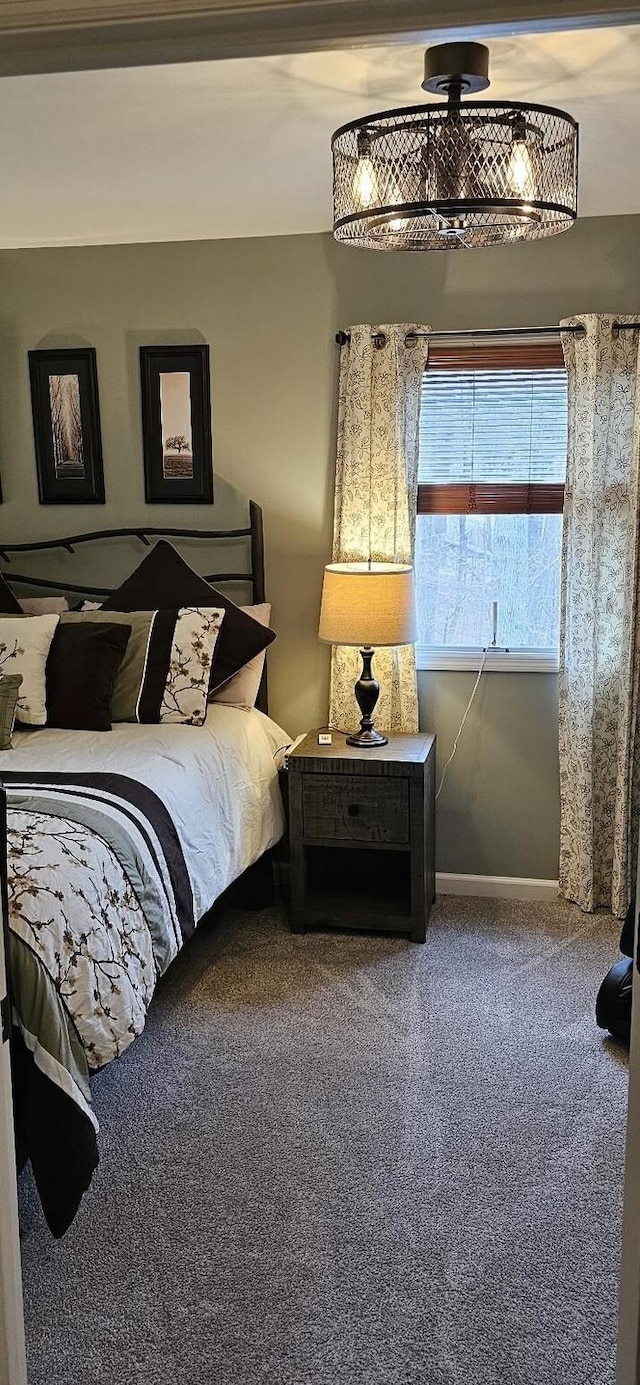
0, 214, 638, 877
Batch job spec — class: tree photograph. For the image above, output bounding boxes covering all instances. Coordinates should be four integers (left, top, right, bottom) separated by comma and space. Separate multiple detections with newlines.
159, 371, 194, 479
48, 373, 85, 478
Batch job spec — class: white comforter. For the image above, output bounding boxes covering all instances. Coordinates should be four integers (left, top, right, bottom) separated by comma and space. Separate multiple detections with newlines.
5, 703, 288, 922
5, 706, 289, 1233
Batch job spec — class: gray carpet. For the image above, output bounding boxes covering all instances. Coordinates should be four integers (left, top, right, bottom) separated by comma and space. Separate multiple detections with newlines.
18, 896, 627, 1385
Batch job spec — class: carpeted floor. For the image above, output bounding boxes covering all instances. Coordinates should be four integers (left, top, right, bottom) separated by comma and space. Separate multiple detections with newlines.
18, 896, 627, 1385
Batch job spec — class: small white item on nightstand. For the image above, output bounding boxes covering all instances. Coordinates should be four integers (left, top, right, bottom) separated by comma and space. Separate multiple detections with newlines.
318, 732, 332, 746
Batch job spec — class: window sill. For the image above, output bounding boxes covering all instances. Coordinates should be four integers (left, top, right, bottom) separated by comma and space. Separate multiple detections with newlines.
416, 646, 559, 673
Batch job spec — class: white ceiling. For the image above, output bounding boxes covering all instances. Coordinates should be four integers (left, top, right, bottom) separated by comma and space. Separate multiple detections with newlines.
2, 22, 640, 248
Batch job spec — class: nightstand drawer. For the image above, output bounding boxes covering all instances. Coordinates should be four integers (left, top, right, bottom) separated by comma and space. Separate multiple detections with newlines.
302, 774, 409, 844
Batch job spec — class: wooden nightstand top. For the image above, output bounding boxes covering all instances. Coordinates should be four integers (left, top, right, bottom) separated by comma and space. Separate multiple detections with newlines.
288, 730, 435, 777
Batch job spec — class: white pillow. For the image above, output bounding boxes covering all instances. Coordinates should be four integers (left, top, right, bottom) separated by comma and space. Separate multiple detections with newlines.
0, 615, 60, 725
160, 607, 226, 726
210, 604, 271, 710
18, 596, 69, 615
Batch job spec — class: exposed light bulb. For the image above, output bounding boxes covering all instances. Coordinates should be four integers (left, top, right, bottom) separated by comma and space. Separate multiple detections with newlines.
353, 156, 379, 210
385, 178, 406, 231
507, 139, 535, 200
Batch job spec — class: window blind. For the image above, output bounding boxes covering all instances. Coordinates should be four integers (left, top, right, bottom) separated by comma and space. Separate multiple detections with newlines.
417, 343, 567, 516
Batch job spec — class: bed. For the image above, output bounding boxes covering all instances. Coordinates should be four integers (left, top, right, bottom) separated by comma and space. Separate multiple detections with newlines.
0, 506, 289, 1235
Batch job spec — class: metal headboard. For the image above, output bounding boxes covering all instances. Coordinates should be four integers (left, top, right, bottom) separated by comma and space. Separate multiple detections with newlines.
0, 499, 268, 714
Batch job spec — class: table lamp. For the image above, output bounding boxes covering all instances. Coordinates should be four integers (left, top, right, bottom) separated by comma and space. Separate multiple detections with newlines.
318, 562, 417, 747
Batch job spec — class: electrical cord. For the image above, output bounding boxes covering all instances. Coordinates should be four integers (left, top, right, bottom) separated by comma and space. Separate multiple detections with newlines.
435, 647, 489, 803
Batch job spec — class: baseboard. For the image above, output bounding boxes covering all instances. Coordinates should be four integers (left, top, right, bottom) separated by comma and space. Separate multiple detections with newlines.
436, 873, 559, 902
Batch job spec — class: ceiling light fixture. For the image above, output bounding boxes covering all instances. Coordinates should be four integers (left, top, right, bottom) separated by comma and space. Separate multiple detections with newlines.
331, 41, 578, 251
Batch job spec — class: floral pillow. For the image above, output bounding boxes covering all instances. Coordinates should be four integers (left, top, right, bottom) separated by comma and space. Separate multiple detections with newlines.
0, 615, 60, 725
160, 607, 225, 726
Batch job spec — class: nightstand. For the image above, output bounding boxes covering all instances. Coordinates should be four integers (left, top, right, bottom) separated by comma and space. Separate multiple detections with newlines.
287, 731, 436, 943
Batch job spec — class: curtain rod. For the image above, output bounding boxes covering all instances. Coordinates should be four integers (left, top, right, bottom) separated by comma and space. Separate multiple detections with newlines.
335, 323, 640, 346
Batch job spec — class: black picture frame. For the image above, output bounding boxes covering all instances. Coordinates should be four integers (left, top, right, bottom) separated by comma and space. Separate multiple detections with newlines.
140, 345, 213, 504
28, 348, 105, 505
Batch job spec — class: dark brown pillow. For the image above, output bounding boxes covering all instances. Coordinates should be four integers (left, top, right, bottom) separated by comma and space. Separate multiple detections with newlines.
0, 572, 21, 614
100, 540, 275, 693
46, 621, 132, 731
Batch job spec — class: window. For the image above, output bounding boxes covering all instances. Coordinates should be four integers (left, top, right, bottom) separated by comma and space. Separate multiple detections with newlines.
415, 342, 567, 671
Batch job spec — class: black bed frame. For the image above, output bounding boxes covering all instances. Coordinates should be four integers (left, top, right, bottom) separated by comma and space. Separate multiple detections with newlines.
0, 499, 268, 713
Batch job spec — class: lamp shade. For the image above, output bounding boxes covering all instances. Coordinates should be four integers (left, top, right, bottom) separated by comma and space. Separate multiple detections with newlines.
318, 563, 417, 647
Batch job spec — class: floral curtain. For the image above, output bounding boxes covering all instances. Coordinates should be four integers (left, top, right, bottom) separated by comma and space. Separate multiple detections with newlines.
328, 324, 429, 734
559, 313, 640, 916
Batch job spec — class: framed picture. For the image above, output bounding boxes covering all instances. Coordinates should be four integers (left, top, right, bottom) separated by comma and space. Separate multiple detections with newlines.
28, 348, 105, 504
140, 345, 213, 504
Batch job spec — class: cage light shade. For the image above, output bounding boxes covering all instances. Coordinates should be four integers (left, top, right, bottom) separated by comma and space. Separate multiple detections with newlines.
332, 99, 578, 251
318, 563, 417, 647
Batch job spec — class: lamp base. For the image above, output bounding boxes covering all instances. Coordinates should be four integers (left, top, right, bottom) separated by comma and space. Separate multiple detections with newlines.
346, 727, 388, 748
347, 646, 388, 749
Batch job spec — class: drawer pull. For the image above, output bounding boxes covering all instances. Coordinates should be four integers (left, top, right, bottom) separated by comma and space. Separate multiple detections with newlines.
347, 803, 360, 817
